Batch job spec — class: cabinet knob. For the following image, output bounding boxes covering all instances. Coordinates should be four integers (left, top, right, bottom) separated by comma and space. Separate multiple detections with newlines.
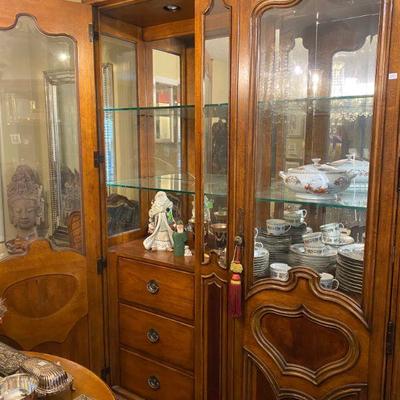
147, 375, 160, 390
146, 279, 159, 294
147, 328, 160, 343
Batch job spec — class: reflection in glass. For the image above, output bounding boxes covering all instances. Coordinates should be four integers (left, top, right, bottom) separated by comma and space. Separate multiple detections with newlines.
0, 15, 82, 255
253, 0, 381, 300
101, 35, 140, 236
203, 0, 230, 261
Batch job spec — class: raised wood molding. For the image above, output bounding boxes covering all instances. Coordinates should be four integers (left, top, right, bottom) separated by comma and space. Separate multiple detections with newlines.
143, 18, 194, 41
99, 14, 142, 40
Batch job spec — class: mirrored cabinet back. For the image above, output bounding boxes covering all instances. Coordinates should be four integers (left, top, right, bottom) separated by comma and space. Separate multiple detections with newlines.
0, 0, 400, 399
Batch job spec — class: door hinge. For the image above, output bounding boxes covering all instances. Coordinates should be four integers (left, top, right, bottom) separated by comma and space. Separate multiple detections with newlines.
101, 366, 110, 381
88, 23, 99, 42
94, 151, 105, 168
386, 320, 395, 355
97, 257, 107, 275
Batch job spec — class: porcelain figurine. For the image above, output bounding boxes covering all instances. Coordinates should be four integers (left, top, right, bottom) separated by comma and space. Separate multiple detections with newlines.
143, 191, 174, 251
184, 245, 193, 257
6, 165, 45, 254
173, 220, 187, 257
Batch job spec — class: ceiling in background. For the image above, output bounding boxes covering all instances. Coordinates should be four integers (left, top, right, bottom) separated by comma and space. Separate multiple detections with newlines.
101, 0, 194, 28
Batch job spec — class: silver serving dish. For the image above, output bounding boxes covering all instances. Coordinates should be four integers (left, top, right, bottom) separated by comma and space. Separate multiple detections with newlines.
21, 358, 73, 397
0, 343, 28, 377
0, 373, 38, 400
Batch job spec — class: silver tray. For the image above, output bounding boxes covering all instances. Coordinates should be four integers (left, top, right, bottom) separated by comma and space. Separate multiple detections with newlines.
0, 342, 28, 376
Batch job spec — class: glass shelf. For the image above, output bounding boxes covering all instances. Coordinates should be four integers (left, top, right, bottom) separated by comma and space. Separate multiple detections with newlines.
267, 94, 373, 105
257, 182, 368, 210
103, 103, 228, 112
107, 173, 228, 197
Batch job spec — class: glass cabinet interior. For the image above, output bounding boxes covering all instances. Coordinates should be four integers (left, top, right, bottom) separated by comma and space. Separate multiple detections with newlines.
100, 31, 195, 241
252, 0, 380, 302
202, 0, 231, 264
0, 15, 83, 259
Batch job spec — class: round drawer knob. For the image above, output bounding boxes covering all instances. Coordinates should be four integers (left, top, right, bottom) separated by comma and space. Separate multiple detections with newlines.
147, 328, 160, 343
146, 279, 159, 294
147, 375, 160, 391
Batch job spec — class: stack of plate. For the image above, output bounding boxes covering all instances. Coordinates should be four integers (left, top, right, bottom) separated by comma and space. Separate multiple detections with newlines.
258, 228, 291, 264
288, 244, 337, 273
288, 224, 312, 244
336, 244, 364, 294
253, 247, 270, 279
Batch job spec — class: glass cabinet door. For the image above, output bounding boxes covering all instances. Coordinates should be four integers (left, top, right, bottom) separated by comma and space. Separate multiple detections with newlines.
252, 0, 381, 302
202, 0, 231, 265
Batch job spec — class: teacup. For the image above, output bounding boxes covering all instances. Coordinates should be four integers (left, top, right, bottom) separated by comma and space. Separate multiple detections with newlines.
266, 219, 291, 236
270, 263, 291, 281
320, 223, 344, 244
284, 209, 307, 227
304, 246, 329, 256
319, 273, 339, 290
302, 232, 324, 248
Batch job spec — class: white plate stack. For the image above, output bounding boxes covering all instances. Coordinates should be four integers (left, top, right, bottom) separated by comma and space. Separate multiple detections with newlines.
336, 244, 364, 295
288, 243, 337, 274
258, 228, 291, 264
253, 246, 270, 279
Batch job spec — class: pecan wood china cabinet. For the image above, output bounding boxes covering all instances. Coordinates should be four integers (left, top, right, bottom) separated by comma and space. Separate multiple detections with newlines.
1, 0, 400, 400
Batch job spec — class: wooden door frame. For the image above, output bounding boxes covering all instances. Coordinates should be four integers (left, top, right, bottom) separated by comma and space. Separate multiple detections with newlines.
231, 0, 400, 398
0, 0, 104, 375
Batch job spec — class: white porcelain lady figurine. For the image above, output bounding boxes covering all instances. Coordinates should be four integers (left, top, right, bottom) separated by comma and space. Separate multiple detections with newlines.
143, 191, 174, 251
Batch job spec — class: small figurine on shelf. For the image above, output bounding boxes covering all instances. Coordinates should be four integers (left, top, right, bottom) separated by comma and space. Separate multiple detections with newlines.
173, 220, 187, 257
184, 245, 193, 257
143, 191, 174, 251
6, 165, 45, 254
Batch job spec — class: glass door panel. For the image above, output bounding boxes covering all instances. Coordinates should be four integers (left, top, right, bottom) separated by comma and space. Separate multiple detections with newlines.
203, 0, 231, 264
253, 0, 381, 303
0, 15, 83, 256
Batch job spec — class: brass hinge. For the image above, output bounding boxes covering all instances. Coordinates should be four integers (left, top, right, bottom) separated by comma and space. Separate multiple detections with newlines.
97, 257, 107, 275
88, 23, 99, 42
386, 320, 395, 355
101, 366, 110, 381
94, 151, 105, 168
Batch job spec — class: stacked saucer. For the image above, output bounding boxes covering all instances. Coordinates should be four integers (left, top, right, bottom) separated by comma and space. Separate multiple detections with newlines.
258, 228, 291, 264
336, 244, 364, 294
288, 224, 312, 244
288, 243, 337, 273
253, 244, 270, 279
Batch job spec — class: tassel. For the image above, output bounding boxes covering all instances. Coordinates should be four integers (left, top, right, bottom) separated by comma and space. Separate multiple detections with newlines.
228, 273, 242, 318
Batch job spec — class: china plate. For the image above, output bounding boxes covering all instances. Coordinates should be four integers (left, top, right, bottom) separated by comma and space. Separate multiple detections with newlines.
338, 244, 365, 262
324, 235, 355, 247
290, 244, 337, 258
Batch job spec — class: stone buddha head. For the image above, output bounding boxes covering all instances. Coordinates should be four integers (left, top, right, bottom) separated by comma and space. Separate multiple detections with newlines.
7, 165, 44, 239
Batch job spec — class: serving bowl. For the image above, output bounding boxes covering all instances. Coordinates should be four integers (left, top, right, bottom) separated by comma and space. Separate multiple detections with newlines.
279, 158, 356, 199
329, 154, 369, 189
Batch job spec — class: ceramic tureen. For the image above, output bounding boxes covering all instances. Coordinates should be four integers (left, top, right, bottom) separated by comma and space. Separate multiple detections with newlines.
329, 154, 369, 189
279, 158, 357, 199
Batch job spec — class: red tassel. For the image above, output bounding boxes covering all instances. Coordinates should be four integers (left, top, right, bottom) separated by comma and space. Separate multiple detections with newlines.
228, 273, 242, 318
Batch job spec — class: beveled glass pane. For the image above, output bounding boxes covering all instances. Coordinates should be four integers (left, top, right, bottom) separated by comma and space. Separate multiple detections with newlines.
0, 15, 83, 257
253, 0, 381, 303
101, 35, 140, 236
203, 0, 231, 264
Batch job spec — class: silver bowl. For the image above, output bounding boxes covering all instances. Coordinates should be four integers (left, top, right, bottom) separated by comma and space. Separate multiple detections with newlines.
0, 373, 38, 400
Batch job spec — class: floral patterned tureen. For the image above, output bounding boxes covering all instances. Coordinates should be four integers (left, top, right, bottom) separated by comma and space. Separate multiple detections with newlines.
279, 158, 357, 199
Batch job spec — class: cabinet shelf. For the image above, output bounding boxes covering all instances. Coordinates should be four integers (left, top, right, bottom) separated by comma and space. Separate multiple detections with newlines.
107, 173, 228, 197
103, 103, 228, 112
257, 182, 368, 210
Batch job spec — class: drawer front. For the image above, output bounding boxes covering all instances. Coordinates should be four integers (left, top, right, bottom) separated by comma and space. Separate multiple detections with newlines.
118, 258, 194, 320
119, 304, 194, 370
120, 349, 193, 400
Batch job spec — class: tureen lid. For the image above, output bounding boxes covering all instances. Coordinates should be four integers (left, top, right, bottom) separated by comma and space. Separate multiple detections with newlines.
329, 154, 369, 168
288, 158, 347, 174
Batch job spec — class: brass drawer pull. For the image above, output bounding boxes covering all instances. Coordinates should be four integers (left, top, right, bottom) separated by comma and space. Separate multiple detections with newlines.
147, 328, 160, 343
147, 375, 160, 390
146, 280, 159, 294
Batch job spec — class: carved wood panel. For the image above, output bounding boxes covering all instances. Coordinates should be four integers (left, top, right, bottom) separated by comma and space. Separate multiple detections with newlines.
243, 269, 369, 398
0, 241, 89, 365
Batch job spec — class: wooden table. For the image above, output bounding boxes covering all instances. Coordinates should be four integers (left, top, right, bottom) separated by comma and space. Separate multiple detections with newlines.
25, 352, 115, 399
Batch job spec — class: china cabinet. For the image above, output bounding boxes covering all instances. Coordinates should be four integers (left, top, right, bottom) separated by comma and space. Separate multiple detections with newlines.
1, 0, 400, 399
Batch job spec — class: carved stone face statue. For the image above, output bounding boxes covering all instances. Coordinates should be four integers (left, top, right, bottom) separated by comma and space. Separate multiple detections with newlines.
10, 198, 39, 232
7, 165, 44, 239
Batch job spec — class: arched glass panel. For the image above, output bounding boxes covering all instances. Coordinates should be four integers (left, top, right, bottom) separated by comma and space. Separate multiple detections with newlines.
0, 15, 82, 257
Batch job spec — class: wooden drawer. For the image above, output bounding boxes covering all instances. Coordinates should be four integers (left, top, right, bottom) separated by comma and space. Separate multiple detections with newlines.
119, 304, 194, 371
120, 349, 193, 400
118, 258, 194, 320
